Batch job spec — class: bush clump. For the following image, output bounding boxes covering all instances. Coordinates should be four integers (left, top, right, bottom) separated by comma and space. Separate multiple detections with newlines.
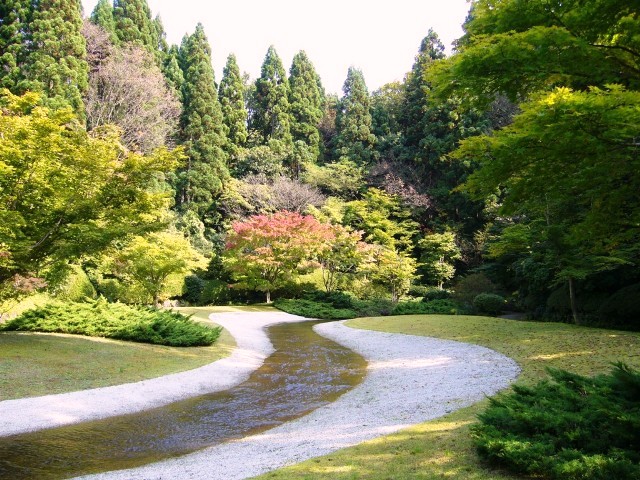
0, 299, 221, 347
473, 293, 506, 315
274, 299, 357, 320
392, 299, 461, 315
473, 364, 640, 480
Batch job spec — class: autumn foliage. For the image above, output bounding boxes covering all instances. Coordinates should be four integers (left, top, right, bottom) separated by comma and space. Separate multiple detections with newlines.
224, 211, 333, 302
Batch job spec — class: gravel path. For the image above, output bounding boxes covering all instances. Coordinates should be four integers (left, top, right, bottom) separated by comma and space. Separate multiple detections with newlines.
0, 311, 307, 436
77, 318, 520, 480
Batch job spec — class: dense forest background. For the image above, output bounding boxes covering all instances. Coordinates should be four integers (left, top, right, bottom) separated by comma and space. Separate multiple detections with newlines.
1, 0, 638, 328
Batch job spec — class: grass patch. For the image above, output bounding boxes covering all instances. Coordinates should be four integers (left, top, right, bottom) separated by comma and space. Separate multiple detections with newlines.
255, 315, 640, 480
0, 328, 235, 401
1, 299, 222, 347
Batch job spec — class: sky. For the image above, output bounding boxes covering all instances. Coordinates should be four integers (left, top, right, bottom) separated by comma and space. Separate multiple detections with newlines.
81, 0, 471, 95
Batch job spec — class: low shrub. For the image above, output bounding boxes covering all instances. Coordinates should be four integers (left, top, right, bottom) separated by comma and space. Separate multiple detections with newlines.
473, 293, 506, 315
182, 275, 206, 304
454, 273, 498, 305
274, 299, 356, 320
392, 299, 461, 315
407, 285, 452, 301
473, 364, 640, 480
352, 298, 395, 317
302, 290, 356, 309
52, 265, 96, 302
0, 299, 221, 347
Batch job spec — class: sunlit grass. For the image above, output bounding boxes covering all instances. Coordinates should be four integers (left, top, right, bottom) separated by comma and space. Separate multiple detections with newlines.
254, 314, 640, 479
0, 307, 236, 401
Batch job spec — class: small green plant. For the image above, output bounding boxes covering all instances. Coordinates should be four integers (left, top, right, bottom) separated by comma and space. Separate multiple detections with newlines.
473, 293, 505, 315
392, 299, 461, 315
473, 364, 640, 480
274, 299, 357, 320
0, 299, 221, 347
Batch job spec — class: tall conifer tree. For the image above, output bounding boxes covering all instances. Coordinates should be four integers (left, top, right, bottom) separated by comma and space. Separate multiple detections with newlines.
177, 23, 228, 222
113, 0, 155, 51
163, 44, 184, 101
335, 67, 375, 164
90, 0, 118, 44
218, 53, 248, 155
400, 29, 446, 151
289, 50, 324, 160
0, 0, 32, 91
250, 45, 292, 145
27, 0, 88, 115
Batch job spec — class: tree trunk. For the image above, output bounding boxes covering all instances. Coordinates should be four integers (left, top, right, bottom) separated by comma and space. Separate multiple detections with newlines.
568, 277, 580, 325
266, 290, 271, 304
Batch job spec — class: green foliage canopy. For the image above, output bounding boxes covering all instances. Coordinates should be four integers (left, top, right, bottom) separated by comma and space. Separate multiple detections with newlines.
0, 90, 180, 288
457, 86, 640, 285
109, 230, 207, 305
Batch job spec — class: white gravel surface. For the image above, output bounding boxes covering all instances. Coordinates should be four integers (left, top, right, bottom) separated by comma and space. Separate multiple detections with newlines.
77, 317, 521, 480
0, 311, 307, 436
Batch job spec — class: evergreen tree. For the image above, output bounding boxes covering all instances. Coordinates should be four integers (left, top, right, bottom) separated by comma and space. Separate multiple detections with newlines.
401, 30, 488, 232
112, 0, 156, 53
162, 44, 184, 101
250, 45, 292, 145
27, 0, 88, 116
335, 67, 375, 164
152, 14, 168, 53
90, 0, 118, 44
177, 23, 228, 223
288, 50, 324, 161
218, 53, 248, 156
0, 0, 32, 91
400, 29, 445, 154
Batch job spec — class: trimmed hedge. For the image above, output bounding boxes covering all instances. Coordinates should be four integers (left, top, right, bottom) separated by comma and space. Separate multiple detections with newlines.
276, 294, 464, 320
474, 364, 640, 480
392, 299, 461, 315
0, 299, 221, 347
274, 299, 357, 320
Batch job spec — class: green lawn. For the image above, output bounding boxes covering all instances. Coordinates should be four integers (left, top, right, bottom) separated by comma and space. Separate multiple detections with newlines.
0, 306, 236, 401
254, 314, 640, 480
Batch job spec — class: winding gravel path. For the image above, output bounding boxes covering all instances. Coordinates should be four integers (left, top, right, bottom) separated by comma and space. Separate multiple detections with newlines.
0, 311, 520, 479
0, 311, 307, 436
77, 317, 520, 480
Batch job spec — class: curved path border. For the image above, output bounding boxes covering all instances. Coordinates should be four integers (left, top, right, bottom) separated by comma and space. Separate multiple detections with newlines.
79, 319, 520, 480
0, 311, 307, 437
